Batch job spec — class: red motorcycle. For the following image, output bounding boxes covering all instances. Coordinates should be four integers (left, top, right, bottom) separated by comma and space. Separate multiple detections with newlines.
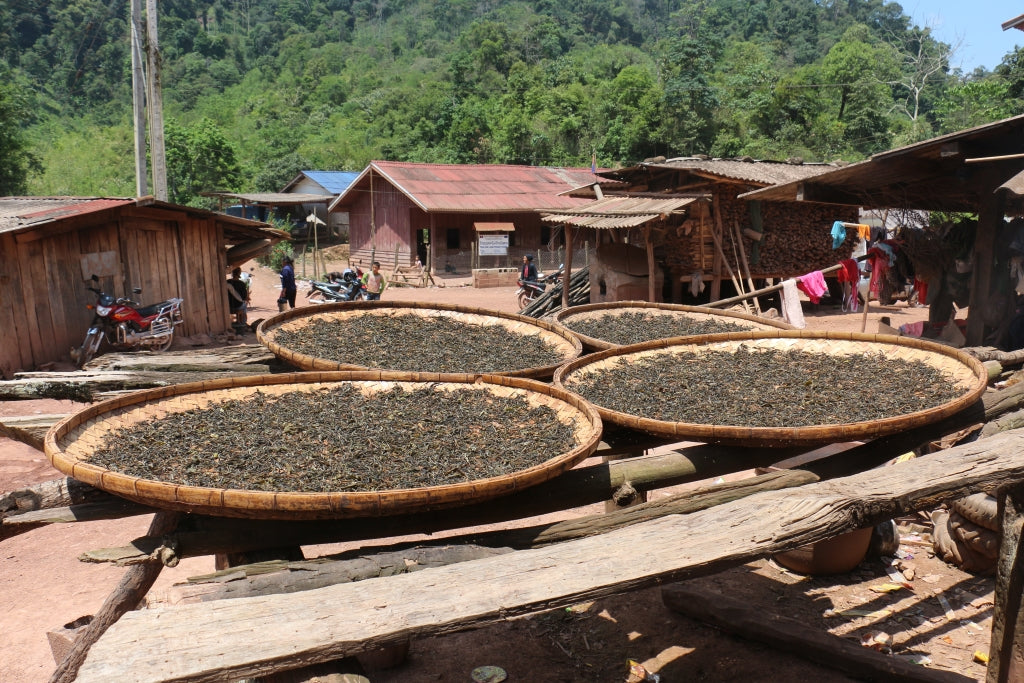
71, 275, 184, 368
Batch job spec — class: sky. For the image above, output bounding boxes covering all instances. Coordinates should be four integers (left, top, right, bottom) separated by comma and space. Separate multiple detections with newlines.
901, 1, 1023, 73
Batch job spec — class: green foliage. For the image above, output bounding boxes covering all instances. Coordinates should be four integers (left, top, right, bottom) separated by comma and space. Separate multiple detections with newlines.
164, 117, 241, 206
259, 240, 295, 272
4, 0, 1018, 197
0, 68, 41, 194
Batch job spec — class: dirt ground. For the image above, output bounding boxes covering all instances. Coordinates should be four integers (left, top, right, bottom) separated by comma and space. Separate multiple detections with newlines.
0, 256, 993, 683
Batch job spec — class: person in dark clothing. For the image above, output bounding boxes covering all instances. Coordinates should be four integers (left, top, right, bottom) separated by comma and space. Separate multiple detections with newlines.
279, 256, 297, 311
521, 254, 538, 282
226, 267, 249, 324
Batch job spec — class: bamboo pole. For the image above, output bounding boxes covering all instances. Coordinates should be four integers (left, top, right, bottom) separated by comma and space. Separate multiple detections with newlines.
705, 255, 870, 309
709, 228, 751, 314
733, 219, 761, 315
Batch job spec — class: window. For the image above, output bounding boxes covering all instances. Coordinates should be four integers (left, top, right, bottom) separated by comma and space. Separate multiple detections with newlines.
446, 228, 460, 249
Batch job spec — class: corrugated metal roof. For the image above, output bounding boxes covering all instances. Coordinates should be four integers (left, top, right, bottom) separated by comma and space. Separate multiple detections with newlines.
474, 222, 515, 232
0, 197, 286, 244
539, 196, 697, 229
0, 197, 134, 235
331, 161, 605, 213
297, 171, 360, 194
203, 192, 334, 204
604, 158, 838, 187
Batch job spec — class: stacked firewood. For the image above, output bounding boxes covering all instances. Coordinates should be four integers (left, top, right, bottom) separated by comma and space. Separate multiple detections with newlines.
717, 201, 859, 276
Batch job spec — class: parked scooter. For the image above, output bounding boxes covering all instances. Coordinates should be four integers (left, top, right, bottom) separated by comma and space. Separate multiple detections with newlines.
515, 264, 564, 310
70, 275, 184, 368
306, 268, 367, 302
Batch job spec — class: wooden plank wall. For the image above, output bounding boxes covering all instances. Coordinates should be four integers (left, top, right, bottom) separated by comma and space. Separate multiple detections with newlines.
0, 207, 232, 375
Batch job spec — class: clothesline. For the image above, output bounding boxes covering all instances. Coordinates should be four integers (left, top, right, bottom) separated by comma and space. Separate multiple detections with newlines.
704, 254, 870, 309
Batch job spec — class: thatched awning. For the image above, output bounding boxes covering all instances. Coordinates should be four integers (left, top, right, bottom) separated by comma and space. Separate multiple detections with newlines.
539, 196, 697, 229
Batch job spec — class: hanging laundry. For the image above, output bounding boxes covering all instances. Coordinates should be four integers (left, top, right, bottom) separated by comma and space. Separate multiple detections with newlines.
835, 259, 859, 285
780, 279, 806, 329
689, 272, 705, 298
831, 221, 846, 249
913, 278, 928, 305
866, 246, 891, 299
796, 270, 828, 304
856, 224, 872, 241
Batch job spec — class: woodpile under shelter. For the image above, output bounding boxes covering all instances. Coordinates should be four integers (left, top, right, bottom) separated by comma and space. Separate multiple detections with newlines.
328, 161, 604, 275
744, 113, 1024, 347
0, 196, 285, 376
552, 158, 859, 304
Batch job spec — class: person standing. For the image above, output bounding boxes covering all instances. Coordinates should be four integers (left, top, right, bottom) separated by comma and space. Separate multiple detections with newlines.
226, 267, 250, 325
521, 254, 538, 282
278, 256, 297, 311
362, 261, 387, 300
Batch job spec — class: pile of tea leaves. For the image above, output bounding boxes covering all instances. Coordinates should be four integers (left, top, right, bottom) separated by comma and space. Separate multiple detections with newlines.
87, 385, 577, 492
273, 314, 565, 372
564, 346, 965, 427
566, 311, 752, 346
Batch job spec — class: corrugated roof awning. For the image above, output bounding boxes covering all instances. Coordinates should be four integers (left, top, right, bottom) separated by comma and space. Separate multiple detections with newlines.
202, 192, 335, 204
539, 196, 697, 229
1000, 169, 1024, 197
474, 222, 515, 232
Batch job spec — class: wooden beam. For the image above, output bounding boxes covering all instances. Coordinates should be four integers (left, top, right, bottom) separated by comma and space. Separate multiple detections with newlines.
967, 186, 1006, 345
988, 481, 1024, 683
74, 430, 1024, 682
562, 224, 573, 310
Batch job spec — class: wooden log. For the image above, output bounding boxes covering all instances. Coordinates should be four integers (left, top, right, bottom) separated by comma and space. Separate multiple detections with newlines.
146, 470, 815, 606
662, 584, 974, 683
147, 545, 513, 606
0, 369, 271, 402
49, 511, 182, 683
1, 501, 153, 541
979, 408, 1024, 440
74, 430, 1024, 683
0, 413, 69, 451
964, 347, 1024, 367
79, 445, 799, 564
82, 344, 276, 371
988, 481, 1024, 683
1, 476, 113, 516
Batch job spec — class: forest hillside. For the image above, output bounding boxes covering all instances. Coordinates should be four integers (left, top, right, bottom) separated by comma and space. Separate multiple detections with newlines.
2, 0, 1023, 205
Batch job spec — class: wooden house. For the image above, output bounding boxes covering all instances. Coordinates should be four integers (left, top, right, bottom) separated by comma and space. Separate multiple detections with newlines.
328, 161, 604, 274
745, 114, 1024, 346
0, 196, 285, 377
585, 158, 860, 301
281, 171, 360, 239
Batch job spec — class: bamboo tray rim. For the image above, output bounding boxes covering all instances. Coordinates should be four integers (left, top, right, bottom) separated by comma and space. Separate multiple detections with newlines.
44, 371, 603, 520
552, 329, 987, 447
257, 301, 583, 378
554, 301, 793, 351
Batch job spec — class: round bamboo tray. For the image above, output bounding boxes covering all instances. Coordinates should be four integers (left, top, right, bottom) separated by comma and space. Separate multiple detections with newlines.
44, 371, 603, 520
555, 301, 793, 351
257, 301, 582, 379
552, 330, 987, 447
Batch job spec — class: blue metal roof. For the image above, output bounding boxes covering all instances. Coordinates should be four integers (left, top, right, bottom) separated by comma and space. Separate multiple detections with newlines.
301, 171, 360, 194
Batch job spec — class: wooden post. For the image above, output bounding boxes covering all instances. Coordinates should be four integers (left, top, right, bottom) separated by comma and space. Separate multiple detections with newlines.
144, 0, 167, 201
967, 187, 1006, 346
987, 482, 1024, 682
733, 219, 760, 314
563, 225, 574, 310
709, 227, 751, 314
645, 226, 656, 302
711, 191, 723, 301
49, 511, 182, 683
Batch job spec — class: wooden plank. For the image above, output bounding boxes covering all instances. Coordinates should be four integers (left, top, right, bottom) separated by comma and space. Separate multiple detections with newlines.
987, 482, 1024, 683
0, 233, 34, 374
20, 235, 58, 366
662, 584, 973, 683
0, 413, 70, 450
76, 430, 1024, 682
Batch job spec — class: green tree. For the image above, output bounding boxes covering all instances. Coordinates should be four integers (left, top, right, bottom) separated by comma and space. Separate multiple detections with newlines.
165, 117, 241, 206
0, 71, 41, 195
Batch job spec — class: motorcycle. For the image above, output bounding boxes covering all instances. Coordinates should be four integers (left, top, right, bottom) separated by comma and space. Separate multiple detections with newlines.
306, 268, 367, 302
515, 265, 564, 310
71, 275, 184, 368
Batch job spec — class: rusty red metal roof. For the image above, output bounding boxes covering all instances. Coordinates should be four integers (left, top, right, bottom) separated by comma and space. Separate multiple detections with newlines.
331, 161, 606, 213
0, 197, 135, 234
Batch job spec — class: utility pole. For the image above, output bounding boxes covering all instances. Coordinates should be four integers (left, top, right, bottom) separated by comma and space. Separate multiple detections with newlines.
145, 0, 168, 200
129, 0, 147, 197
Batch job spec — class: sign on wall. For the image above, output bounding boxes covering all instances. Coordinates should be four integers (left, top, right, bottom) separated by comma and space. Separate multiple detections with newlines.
478, 234, 509, 256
